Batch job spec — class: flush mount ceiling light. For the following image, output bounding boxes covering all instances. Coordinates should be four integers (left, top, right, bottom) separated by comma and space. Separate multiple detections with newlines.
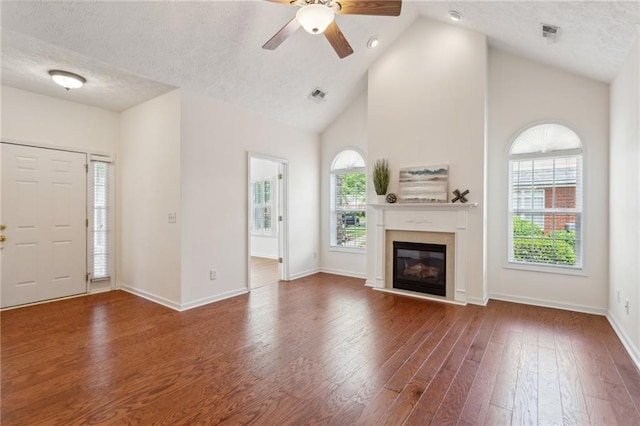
367, 36, 379, 49
448, 10, 463, 22
296, 3, 335, 34
48, 70, 86, 91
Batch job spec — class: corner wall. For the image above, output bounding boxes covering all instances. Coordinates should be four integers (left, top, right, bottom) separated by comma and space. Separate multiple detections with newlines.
118, 90, 182, 307
366, 17, 487, 302
180, 89, 319, 308
486, 49, 610, 313
609, 38, 640, 366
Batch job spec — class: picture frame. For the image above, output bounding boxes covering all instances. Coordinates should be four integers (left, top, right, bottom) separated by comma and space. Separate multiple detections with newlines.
398, 165, 449, 203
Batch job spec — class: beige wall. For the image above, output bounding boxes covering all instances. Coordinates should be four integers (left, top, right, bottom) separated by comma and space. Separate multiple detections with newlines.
609, 38, 640, 365
366, 17, 487, 303
1, 86, 119, 154
180, 89, 320, 308
118, 90, 182, 306
487, 49, 610, 313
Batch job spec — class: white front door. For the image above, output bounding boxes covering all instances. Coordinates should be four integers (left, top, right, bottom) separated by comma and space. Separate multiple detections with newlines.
1, 143, 88, 308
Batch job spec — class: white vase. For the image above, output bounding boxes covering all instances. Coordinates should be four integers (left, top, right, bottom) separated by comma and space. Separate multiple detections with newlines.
376, 195, 386, 204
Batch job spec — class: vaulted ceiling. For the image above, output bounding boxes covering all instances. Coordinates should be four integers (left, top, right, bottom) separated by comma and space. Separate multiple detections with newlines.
2, 1, 639, 133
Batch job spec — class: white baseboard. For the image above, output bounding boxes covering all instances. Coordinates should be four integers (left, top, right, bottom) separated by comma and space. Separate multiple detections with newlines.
467, 295, 489, 306
365, 279, 379, 288
319, 268, 366, 279
607, 313, 640, 372
288, 268, 320, 281
118, 284, 181, 311
180, 288, 248, 311
488, 292, 607, 316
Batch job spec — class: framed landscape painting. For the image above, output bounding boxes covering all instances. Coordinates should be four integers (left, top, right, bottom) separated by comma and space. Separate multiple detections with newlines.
398, 165, 449, 203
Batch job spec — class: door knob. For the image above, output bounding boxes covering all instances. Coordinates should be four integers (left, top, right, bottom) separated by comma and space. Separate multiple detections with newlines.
0, 235, 6, 242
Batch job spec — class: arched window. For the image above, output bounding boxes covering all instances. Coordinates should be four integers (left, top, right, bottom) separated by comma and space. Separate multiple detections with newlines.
509, 124, 582, 268
330, 149, 366, 249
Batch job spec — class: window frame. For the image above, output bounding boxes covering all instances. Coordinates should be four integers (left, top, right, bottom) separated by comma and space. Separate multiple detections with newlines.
506, 125, 584, 273
330, 149, 367, 252
89, 155, 114, 283
251, 177, 276, 237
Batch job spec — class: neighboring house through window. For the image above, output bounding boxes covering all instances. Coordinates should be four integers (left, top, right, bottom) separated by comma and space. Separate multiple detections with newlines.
330, 149, 366, 249
508, 123, 583, 268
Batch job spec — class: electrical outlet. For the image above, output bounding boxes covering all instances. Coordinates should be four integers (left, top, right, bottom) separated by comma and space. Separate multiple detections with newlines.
210, 270, 217, 280
168, 212, 177, 223
313, 251, 317, 259
625, 300, 629, 315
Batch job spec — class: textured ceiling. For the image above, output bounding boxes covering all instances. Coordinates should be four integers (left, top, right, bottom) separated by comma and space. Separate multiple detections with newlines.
2, 1, 639, 133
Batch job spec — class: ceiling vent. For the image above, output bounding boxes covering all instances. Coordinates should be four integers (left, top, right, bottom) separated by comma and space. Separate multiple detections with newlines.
541, 23, 561, 43
309, 87, 327, 103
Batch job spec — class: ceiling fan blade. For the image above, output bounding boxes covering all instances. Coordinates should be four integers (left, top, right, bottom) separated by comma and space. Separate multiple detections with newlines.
263, 17, 301, 50
324, 21, 354, 59
264, 0, 296, 4
336, 0, 402, 16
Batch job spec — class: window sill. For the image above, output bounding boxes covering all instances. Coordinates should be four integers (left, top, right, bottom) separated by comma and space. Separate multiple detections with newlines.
504, 261, 587, 277
329, 247, 367, 255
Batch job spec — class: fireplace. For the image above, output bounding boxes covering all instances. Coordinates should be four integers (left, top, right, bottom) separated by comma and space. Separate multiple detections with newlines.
393, 241, 446, 296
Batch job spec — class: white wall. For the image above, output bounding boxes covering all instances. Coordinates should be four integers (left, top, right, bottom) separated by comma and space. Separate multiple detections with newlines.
1, 86, 119, 154
366, 18, 487, 302
487, 49, 610, 313
320, 90, 368, 278
180, 89, 319, 308
609, 38, 640, 365
250, 157, 279, 259
118, 90, 182, 307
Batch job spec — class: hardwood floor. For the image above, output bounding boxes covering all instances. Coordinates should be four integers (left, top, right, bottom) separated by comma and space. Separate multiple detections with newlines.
250, 256, 279, 289
2, 273, 639, 425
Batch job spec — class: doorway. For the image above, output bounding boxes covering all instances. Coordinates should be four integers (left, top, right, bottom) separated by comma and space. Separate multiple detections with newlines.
248, 153, 288, 290
1, 143, 88, 308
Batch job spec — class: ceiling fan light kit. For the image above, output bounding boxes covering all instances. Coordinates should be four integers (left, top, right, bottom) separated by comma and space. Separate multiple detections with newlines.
48, 69, 86, 91
296, 3, 334, 34
263, 0, 402, 59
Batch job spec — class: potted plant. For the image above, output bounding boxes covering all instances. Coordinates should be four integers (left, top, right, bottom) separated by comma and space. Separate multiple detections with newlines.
372, 159, 390, 203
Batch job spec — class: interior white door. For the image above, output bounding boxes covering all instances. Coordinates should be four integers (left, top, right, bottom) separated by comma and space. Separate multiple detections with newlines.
1, 143, 87, 308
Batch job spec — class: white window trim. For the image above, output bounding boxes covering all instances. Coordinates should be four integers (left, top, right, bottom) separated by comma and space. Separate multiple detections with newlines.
89, 157, 115, 283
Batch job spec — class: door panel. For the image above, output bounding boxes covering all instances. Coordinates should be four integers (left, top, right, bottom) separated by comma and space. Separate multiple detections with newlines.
1, 143, 87, 308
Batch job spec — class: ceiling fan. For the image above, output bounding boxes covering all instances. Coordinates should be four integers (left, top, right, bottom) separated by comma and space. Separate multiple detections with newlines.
262, 0, 402, 59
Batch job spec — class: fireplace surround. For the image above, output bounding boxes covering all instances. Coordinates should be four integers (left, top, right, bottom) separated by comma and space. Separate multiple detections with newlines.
368, 202, 476, 304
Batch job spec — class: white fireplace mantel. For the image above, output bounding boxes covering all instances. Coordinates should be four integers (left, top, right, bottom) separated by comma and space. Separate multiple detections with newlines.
368, 202, 477, 304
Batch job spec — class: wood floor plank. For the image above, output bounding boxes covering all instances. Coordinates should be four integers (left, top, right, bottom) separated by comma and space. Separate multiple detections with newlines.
2, 274, 639, 425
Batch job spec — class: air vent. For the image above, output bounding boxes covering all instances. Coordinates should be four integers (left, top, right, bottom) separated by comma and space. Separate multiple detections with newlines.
541, 23, 561, 43
309, 87, 327, 103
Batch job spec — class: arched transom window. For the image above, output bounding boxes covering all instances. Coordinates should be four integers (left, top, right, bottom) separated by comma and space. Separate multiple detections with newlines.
330, 149, 366, 249
509, 124, 583, 269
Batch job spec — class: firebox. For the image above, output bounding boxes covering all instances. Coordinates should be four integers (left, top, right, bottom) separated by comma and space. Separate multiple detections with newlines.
392, 241, 446, 296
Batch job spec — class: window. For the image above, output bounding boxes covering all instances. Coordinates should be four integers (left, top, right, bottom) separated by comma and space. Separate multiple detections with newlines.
90, 157, 112, 280
252, 178, 274, 235
330, 149, 366, 249
508, 124, 582, 268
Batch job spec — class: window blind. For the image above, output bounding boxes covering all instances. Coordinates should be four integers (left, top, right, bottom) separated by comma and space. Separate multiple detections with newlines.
91, 160, 111, 280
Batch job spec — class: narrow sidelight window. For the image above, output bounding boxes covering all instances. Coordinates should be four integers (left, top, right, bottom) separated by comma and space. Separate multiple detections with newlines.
91, 157, 112, 280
